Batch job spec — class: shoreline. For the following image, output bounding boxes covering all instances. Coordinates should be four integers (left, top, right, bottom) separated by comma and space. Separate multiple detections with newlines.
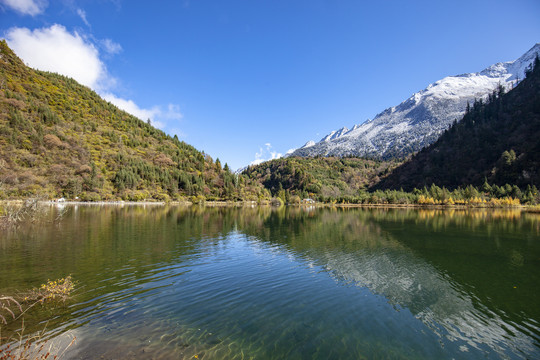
1, 199, 536, 212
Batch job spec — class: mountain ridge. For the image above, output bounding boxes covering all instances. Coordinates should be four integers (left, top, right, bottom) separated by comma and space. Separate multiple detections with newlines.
289, 43, 540, 160
375, 52, 540, 190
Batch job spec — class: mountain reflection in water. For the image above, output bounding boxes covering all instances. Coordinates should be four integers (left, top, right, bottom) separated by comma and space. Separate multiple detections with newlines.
0, 205, 538, 359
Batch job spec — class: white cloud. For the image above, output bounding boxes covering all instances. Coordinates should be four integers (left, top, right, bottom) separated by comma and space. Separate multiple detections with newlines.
253, 147, 264, 162
5, 24, 183, 133
101, 38, 122, 55
76, 8, 90, 26
164, 103, 183, 120
5, 24, 107, 90
270, 151, 282, 159
149, 119, 165, 129
1, 0, 47, 16
102, 93, 160, 121
102, 93, 183, 130
250, 143, 282, 166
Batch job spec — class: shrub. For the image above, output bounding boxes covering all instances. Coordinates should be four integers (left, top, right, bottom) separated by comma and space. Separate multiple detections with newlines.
75, 165, 92, 175
153, 192, 170, 202
43, 134, 63, 149
290, 195, 301, 204
121, 190, 150, 202
23, 276, 75, 304
79, 191, 101, 202
191, 194, 206, 205
154, 153, 175, 167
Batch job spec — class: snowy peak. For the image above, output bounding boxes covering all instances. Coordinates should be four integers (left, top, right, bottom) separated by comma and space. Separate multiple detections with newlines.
288, 43, 540, 160
480, 44, 540, 81
505, 42, 540, 81
320, 126, 349, 142
301, 140, 316, 149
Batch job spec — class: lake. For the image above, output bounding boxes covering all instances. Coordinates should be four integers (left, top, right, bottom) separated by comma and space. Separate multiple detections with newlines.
1, 205, 539, 359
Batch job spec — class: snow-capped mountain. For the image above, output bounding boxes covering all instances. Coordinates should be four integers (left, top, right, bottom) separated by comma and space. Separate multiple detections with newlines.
289, 43, 540, 160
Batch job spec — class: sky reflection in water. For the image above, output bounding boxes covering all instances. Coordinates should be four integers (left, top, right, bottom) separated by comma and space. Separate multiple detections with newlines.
0, 206, 539, 359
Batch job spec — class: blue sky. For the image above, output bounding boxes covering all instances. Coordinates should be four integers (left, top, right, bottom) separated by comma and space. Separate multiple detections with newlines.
1, 0, 539, 170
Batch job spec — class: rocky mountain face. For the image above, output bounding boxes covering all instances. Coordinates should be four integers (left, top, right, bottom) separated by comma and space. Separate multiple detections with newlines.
289, 43, 540, 160
374, 53, 540, 191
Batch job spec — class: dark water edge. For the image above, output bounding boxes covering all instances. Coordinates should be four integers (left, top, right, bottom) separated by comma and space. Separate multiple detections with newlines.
1, 205, 539, 359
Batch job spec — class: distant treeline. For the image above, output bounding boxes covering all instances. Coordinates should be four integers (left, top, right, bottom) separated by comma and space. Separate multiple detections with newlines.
244, 156, 539, 205
314, 182, 538, 206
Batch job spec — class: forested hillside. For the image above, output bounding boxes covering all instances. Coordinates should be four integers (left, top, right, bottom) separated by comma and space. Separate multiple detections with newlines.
243, 156, 399, 202
0, 41, 269, 201
376, 55, 540, 191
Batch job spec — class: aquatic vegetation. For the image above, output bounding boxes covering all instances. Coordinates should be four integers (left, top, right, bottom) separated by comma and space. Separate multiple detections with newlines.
24, 277, 75, 304
1, 276, 75, 326
0, 277, 75, 360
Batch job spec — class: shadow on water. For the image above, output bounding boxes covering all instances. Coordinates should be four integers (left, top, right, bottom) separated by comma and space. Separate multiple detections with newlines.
0, 205, 539, 359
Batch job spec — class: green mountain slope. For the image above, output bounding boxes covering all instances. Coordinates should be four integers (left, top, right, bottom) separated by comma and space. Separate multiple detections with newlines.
243, 156, 399, 202
0, 41, 269, 201
375, 55, 540, 191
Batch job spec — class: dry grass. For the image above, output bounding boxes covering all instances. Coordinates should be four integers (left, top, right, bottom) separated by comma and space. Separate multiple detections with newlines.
0, 198, 67, 230
0, 199, 39, 229
0, 298, 22, 326
0, 324, 75, 360
0, 277, 76, 360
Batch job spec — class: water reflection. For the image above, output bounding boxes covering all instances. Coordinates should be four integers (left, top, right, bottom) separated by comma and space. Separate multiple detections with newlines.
236, 207, 540, 358
0, 206, 539, 359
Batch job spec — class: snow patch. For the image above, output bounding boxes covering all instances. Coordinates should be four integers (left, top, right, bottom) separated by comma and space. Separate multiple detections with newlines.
301, 140, 316, 148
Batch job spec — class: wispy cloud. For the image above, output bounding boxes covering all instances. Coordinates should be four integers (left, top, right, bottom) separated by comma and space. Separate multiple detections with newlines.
250, 143, 282, 166
0, 0, 47, 16
101, 38, 122, 55
163, 104, 183, 120
76, 8, 90, 26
